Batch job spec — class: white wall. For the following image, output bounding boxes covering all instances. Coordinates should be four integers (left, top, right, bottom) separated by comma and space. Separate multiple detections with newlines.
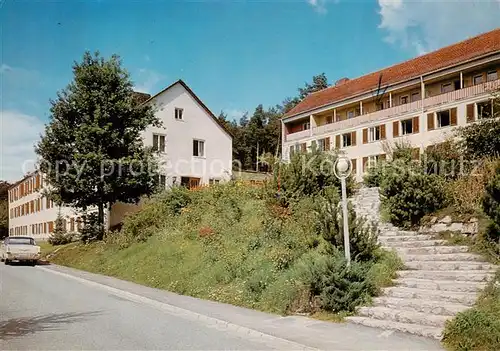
143, 83, 233, 185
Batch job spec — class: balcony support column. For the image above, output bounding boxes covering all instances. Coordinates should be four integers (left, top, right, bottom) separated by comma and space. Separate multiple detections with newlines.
460, 71, 463, 89
360, 101, 363, 115
281, 119, 286, 153
389, 93, 392, 108
420, 76, 425, 112
333, 108, 337, 122
309, 115, 315, 137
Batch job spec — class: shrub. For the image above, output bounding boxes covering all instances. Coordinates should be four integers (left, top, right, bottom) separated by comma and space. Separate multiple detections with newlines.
423, 139, 462, 178
380, 164, 446, 228
80, 212, 104, 243
443, 270, 500, 351
458, 117, 500, 160
270, 148, 353, 206
446, 159, 498, 214
483, 161, 500, 246
315, 192, 379, 262
49, 212, 74, 245
291, 251, 375, 313
162, 186, 192, 215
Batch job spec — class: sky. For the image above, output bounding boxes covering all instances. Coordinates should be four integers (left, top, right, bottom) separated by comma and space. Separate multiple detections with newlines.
1, 0, 500, 181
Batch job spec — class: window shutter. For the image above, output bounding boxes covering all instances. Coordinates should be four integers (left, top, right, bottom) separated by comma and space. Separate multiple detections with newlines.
363, 128, 368, 144
413, 116, 420, 133
379, 154, 386, 161
335, 135, 341, 149
380, 124, 386, 139
351, 159, 357, 174
351, 131, 357, 146
393, 121, 399, 137
362, 157, 368, 172
450, 107, 457, 126
427, 113, 435, 130
325, 137, 330, 151
466, 103, 475, 123
301, 143, 307, 152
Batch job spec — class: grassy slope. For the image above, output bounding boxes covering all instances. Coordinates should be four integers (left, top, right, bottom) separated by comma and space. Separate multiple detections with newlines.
46, 183, 401, 317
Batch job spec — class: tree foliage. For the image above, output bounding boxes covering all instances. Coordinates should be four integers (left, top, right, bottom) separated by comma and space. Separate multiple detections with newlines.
220, 74, 330, 171
0, 181, 10, 239
36, 52, 160, 239
458, 92, 500, 159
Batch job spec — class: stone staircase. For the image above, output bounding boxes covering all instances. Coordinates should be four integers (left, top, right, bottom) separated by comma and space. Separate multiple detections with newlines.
347, 187, 497, 339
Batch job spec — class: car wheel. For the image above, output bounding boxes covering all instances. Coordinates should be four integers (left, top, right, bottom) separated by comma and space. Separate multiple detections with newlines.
31, 260, 37, 266
4, 259, 10, 265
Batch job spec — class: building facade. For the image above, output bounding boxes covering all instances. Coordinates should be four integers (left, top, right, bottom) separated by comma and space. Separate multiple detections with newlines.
282, 28, 500, 180
7, 172, 83, 240
8, 80, 233, 239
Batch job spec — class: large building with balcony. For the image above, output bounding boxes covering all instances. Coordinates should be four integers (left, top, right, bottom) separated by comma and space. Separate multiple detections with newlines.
282, 28, 500, 180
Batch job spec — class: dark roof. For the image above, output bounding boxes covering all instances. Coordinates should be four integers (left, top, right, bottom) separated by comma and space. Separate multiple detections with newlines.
285, 27, 500, 118
143, 80, 233, 138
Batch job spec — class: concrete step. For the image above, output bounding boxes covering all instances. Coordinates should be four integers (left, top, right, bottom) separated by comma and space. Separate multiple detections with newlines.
394, 278, 487, 292
405, 261, 496, 271
383, 286, 478, 305
372, 296, 470, 315
397, 270, 495, 282
356, 306, 450, 328
346, 316, 442, 340
378, 230, 420, 236
379, 234, 434, 242
382, 240, 448, 248
384, 245, 470, 255
402, 253, 485, 262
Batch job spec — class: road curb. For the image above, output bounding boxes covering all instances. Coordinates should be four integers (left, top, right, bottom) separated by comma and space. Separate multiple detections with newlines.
38, 266, 318, 350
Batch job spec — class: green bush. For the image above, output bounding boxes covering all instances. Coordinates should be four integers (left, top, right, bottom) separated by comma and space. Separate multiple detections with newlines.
162, 186, 192, 215
380, 164, 447, 228
49, 212, 74, 245
443, 270, 500, 351
458, 117, 500, 160
315, 191, 379, 262
363, 162, 385, 187
80, 212, 105, 243
423, 139, 463, 178
483, 162, 500, 246
270, 148, 354, 206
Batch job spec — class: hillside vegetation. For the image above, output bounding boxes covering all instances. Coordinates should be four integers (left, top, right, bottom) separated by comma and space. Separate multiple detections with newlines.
48, 151, 401, 317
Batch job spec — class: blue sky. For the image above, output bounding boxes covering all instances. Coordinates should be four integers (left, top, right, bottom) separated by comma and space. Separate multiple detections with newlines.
1, 0, 500, 180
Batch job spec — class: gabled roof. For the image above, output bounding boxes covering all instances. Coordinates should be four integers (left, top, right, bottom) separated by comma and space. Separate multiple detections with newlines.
143, 79, 233, 138
285, 27, 500, 118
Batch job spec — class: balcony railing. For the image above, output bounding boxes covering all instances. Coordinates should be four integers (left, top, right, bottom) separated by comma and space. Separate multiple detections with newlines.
286, 129, 310, 142
303, 78, 500, 138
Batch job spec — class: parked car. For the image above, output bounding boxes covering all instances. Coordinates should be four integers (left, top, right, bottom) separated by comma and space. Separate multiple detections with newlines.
0, 236, 41, 266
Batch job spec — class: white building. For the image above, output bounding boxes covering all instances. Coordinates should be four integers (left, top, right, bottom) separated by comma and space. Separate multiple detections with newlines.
282, 28, 500, 180
8, 80, 233, 239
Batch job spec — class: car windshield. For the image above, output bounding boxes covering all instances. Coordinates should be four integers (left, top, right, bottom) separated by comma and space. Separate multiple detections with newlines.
6, 237, 35, 245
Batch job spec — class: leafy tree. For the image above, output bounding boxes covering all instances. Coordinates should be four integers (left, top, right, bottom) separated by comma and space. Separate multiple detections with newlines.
36, 52, 161, 240
483, 162, 500, 245
458, 91, 500, 159
283, 73, 329, 113
0, 181, 10, 239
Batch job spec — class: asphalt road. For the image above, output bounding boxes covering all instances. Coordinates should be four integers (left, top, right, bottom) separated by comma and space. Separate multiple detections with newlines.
0, 263, 444, 350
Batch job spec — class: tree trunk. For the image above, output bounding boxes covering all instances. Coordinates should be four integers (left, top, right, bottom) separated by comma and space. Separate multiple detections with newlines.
97, 201, 105, 240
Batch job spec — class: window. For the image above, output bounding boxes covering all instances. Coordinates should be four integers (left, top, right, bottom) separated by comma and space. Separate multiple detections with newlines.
326, 115, 333, 124
473, 75, 483, 85
400, 96, 408, 105
401, 119, 413, 135
209, 178, 220, 185
487, 70, 498, 82
477, 101, 493, 119
436, 110, 450, 128
369, 126, 381, 142
441, 83, 453, 93
175, 108, 184, 120
411, 92, 420, 102
153, 134, 166, 152
193, 139, 205, 157
342, 133, 352, 147
289, 145, 294, 157
302, 122, 310, 130
347, 110, 355, 119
